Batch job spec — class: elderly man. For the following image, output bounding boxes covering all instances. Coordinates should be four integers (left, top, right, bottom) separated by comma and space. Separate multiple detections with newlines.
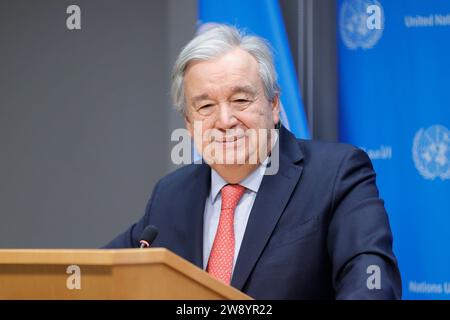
106, 25, 402, 299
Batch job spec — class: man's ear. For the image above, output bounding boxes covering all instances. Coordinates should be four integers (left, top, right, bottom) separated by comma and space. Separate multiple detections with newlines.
271, 94, 281, 125
184, 114, 193, 137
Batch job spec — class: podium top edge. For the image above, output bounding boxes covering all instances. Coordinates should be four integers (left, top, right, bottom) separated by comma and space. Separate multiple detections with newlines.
0, 248, 173, 265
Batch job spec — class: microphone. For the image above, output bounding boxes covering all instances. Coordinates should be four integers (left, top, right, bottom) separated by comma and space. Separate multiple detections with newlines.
139, 225, 159, 248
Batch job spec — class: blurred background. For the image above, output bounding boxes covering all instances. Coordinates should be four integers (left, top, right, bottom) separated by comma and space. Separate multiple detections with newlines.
0, 0, 449, 299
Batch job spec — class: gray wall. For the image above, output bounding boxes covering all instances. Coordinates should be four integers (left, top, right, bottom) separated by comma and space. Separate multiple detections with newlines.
0, 0, 197, 248
0, 0, 336, 248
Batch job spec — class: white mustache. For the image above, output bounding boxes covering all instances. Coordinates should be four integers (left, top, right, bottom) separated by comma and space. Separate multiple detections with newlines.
214, 134, 245, 142
206, 130, 246, 142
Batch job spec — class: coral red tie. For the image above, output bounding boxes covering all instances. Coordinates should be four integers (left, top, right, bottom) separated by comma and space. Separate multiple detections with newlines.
207, 184, 246, 284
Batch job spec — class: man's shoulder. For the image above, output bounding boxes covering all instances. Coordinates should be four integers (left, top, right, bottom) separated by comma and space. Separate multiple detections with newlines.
280, 126, 366, 166
291, 138, 373, 174
155, 163, 208, 190
296, 138, 362, 161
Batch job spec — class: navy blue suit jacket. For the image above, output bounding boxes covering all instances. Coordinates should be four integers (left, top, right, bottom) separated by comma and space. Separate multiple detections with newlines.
105, 126, 402, 299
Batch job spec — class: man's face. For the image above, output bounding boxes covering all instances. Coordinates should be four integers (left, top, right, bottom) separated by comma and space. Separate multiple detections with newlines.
183, 48, 280, 168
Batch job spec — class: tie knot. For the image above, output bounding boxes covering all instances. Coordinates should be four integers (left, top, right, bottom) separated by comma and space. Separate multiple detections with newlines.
221, 184, 246, 210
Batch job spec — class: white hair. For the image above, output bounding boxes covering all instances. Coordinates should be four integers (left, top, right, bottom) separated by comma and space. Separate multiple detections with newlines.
171, 24, 280, 114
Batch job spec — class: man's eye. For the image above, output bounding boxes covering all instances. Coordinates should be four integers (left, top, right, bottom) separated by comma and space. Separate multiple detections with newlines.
200, 104, 213, 109
233, 99, 249, 103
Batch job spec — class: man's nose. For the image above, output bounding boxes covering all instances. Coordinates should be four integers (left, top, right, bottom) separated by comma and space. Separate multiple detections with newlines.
215, 103, 238, 129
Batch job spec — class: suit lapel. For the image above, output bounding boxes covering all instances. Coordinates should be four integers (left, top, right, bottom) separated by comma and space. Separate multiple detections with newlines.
231, 127, 304, 290
181, 163, 210, 269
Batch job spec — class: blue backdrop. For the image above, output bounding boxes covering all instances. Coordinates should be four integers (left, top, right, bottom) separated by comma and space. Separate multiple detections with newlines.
338, 0, 450, 299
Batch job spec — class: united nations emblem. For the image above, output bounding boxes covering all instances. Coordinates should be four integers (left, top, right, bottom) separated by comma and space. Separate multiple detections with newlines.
339, 0, 384, 50
412, 125, 450, 181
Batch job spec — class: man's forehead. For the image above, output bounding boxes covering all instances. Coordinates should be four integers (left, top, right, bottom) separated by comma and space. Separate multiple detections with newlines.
191, 85, 258, 102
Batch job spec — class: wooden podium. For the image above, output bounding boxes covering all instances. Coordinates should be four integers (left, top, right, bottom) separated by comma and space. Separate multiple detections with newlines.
0, 248, 251, 300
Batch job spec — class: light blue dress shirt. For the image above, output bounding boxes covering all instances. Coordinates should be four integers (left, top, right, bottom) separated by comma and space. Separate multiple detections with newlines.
203, 163, 267, 273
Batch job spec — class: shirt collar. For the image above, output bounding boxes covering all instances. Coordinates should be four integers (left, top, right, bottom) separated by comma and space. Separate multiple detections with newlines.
210, 159, 268, 204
